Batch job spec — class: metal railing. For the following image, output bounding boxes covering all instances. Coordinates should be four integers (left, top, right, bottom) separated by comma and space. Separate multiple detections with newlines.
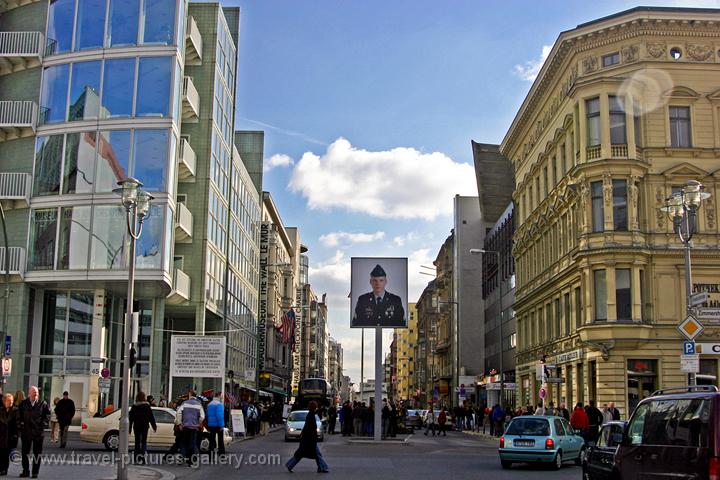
0, 101, 36, 127
0, 172, 29, 199
0, 247, 24, 275
0, 31, 43, 56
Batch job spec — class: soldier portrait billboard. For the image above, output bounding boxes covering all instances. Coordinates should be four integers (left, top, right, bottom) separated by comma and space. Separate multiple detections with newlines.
351, 257, 408, 328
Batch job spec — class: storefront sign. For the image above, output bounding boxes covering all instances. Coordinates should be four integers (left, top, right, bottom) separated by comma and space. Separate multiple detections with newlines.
170, 335, 226, 378
555, 349, 583, 365
693, 283, 720, 308
695, 343, 720, 354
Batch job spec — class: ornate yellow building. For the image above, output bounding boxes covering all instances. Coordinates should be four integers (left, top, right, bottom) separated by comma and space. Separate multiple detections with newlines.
503, 7, 720, 417
394, 303, 418, 401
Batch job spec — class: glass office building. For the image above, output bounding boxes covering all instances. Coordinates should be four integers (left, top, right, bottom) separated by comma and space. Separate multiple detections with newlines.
0, 0, 260, 417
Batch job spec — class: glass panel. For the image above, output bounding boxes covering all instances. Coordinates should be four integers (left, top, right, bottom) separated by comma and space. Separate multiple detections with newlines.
609, 96, 626, 144
66, 292, 93, 357
47, 0, 75, 55
616, 269, 631, 320
142, 0, 176, 46
40, 64, 70, 124
137, 300, 152, 361
29, 209, 58, 271
586, 98, 601, 146
95, 130, 131, 192
91, 205, 127, 269
63, 132, 97, 194
164, 204, 173, 273
102, 58, 135, 118
670, 106, 691, 148
176, 0, 186, 48
591, 181, 604, 232
41, 291, 67, 355
594, 269, 607, 321
34, 135, 63, 196
172, 61, 181, 122
57, 206, 91, 270
136, 57, 172, 117
108, 0, 139, 47
132, 129, 168, 191
75, 0, 106, 51
135, 204, 163, 269
69, 61, 102, 121
613, 179, 627, 231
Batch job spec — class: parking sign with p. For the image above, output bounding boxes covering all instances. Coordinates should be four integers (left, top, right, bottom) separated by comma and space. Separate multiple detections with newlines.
684, 341, 696, 355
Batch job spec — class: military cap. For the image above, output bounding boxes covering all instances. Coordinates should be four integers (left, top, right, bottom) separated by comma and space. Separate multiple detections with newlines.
370, 264, 386, 277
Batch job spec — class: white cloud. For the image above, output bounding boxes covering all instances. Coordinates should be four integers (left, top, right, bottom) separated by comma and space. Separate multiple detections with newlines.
319, 231, 386, 248
513, 45, 552, 81
288, 138, 477, 221
393, 231, 417, 247
263, 153, 295, 172
407, 247, 435, 302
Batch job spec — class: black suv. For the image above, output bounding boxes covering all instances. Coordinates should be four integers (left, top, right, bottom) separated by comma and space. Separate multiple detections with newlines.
612, 385, 718, 480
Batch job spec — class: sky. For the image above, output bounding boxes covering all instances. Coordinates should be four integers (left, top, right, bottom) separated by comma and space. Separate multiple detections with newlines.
226, 0, 720, 387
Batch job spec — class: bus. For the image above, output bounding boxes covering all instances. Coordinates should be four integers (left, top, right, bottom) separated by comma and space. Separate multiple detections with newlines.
296, 378, 332, 409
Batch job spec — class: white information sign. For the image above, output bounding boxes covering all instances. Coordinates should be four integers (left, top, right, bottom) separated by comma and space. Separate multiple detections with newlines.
680, 354, 700, 373
170, 336, 226, 378
230, 409, 245, 435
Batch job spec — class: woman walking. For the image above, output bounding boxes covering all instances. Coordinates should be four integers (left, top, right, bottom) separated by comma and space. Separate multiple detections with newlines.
129, 391, 157, 463
285, 401, 329, 473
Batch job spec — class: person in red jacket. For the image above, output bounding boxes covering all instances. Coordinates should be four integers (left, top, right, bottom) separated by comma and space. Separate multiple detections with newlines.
570, 402, 590, 442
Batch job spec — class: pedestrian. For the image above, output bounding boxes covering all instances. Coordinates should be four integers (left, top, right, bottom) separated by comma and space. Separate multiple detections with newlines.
381, 400, 390, 438
129, 391, 157, 463
437, 408, 447, 436
285, 401, 329, 473
147, 395, 157, 407
206, 391, 225, 455
423, 408, 436, 436
342, 401, 353, 436
175, 390, 205, 466
246, 402, 258, 436
328, 404, 337, 435
546, 401, 556, 416
601, 403, 613, 425
54, 391, 75, 449
365, 402, 374, 437
608, 402, 621, 421
260, 404, 270, 436
492, 404, 504, 436
453, 405, 463, 432
558, 402, 570, 421
475, 405, 484, 433
585, 400, 603, 442
49, 398, 59, 443
389, 402, 398, 437
0, 393, 18, 476
534, 402, 546, 416
13, 391, 24, 409
570, 402, 590, 442
352, 402, 363, 436
18, 386, 51, 478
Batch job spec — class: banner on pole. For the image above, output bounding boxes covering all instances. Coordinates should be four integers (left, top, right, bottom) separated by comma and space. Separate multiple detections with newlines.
170, 336, 226, 378
351, 257, 408, 328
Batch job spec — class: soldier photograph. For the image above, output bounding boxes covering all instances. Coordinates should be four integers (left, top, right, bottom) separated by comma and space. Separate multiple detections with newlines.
351, 259, 407, 328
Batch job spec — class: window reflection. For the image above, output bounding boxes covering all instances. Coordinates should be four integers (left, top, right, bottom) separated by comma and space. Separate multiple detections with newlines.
95, 130, 131, 193
63, 132, 96, 194
136, 57, 172, 117
34, 135, 63, 196
142, 0, 176, 46
75, 0, 106, 50
29, 209, 58, 271
90, 205, 127, 269
58, 206, 91, 270
135, 205, 163, 269
108, 0, 140, 47
133, 129, 169, 191
102, 59, 135, 118
67, 292, 93, 357
47, 0, 75, 55
69, 61, 101, 121
41, 291, 67, 356
40, 64, 69, 124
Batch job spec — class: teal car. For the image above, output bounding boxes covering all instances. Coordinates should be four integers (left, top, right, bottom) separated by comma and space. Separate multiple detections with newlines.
498, 415, 585, 470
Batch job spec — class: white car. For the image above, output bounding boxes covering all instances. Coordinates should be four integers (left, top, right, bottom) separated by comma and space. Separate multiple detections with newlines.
80, 406, 232, 451
285, 410, 323, 442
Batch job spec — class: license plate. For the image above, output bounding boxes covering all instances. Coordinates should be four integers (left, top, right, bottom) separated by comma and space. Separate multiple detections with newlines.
513, 440, 534, 447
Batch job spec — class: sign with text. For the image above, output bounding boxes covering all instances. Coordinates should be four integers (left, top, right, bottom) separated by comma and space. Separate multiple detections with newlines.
680, 354, 700, 373
351, 257, 408, 328
695, 343, 720, 355
170, 335, 226, 378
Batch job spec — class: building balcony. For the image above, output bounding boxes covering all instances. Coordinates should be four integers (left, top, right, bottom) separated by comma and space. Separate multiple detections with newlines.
181, 76, 200, 122
0, 0, 41, 13
178, 137, 196, 181
0, 101, 36, 142
0, 31, 43, 76
174, 202, 193, 243
0, 247, 25, 280
184, 15, 203, 66
0, 172, 30, 209
166, 267, 190, 304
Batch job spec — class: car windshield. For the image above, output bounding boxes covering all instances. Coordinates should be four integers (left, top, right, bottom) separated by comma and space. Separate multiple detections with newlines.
288, 411, 320, 423
506, 418, 550, 436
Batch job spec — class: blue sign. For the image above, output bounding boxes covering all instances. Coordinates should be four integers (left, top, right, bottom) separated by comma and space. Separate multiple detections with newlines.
4, 336, 9, 356
683, 341, 696, 355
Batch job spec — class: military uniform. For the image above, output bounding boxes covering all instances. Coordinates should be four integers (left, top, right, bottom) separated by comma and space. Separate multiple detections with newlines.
353, 291, 405, 327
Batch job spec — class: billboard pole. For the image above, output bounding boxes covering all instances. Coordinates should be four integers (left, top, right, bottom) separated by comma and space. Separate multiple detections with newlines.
374, 326, 382, 442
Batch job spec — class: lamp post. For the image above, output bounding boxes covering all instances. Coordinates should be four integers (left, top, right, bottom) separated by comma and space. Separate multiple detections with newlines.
0, 203, 9, 396
470, 249, 503, 406
114, 178, 153, 480
660, 180, 711, 386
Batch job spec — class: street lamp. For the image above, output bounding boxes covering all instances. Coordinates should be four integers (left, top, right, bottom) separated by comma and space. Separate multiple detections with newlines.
113, 178, 153, 480
469, 249, 504, 406
660, 180, 711, 386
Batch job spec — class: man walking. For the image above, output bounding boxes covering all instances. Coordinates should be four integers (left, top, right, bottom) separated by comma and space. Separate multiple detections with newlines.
585, 400, 603, 442
54, 391, 75, 449
206, 392, 225, 455
423, 408, 436, 436
608, 402, 621, 421
18, 386, 50, 478
175, 391, 205, 466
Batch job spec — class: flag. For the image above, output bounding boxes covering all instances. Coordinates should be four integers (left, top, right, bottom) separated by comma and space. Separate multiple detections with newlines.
278, 309, 296, 344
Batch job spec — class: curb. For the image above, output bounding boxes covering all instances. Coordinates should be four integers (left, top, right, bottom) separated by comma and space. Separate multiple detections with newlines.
230, 425, 284, 443
99, 466, 175, 480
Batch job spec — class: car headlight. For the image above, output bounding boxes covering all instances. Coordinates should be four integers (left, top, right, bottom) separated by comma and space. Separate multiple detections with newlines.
289, 428, 295, 432
317, 428, 321, 433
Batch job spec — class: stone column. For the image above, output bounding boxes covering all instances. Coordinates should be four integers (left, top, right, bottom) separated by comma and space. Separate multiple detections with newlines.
603, 173, 614, 232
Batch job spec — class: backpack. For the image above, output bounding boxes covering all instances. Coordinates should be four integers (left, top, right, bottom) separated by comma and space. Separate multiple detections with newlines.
248, 406, 257, 420
438, 411, 446, 424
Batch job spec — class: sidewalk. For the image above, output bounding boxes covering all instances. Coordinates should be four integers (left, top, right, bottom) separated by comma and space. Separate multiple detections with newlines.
230, 424, 284, 443
3, 463, 174, 480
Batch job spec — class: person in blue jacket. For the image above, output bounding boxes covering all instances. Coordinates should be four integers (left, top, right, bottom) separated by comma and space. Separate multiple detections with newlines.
206, 391, 225, 455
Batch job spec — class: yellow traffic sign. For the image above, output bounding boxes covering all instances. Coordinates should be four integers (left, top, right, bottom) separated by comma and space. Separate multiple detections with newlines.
678, 315, 704, 341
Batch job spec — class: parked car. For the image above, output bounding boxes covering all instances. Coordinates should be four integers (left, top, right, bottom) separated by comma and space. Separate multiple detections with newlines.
581, 421, 626, 480
285, 410, 323, 442
405, 409, 423, 430
612, 385, 717, 480
80, 407, 231, 452
498, 415, 585, 470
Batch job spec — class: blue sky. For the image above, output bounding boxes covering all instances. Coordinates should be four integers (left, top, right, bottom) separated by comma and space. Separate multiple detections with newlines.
226, 0, 719, 386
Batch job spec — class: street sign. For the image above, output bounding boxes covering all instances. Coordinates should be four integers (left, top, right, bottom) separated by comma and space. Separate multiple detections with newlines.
546, 377, 566, 384
698, 308, 720, 323
683, 341, 696, 355
100, 367, 110, 379
1, 358, 10, 377
539, 387, 546, 399
4, 336, 9, 357
680, 354, 700, 373
678, 315, 704, 341
98, 377, 111, 393
690, 292, 710, 307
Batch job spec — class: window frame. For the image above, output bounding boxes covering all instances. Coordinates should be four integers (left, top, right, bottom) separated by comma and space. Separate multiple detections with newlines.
594, 269, 607, 322
602, 52, 620, 67
586, 97, 601, 147
668, 105, 692, 148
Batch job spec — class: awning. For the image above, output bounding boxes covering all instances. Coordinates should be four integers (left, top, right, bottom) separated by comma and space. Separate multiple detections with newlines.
261, 388, 288, 397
